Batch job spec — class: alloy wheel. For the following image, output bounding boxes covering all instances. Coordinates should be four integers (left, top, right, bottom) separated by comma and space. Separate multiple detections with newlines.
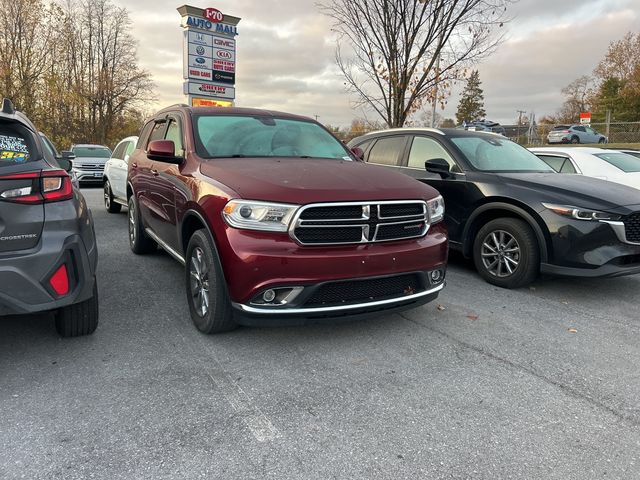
480, 230, 521, 278
104, 182, 111, 209
189, 247, 210, 317
128, 199, 136, 245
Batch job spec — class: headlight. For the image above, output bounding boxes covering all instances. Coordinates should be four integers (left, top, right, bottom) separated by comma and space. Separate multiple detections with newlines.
223, 200, 299, 232
542, 203, 621, 221
427, 195, 445, 224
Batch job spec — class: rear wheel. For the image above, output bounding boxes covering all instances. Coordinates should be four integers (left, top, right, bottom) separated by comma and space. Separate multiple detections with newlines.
185, 229, 236, 334
55, 279, 99, 337
473, 218, 539, 289
598, 137, 606, 144
104, 180, 121, 213
570, 136, 580, 144
128, 195, 156, 254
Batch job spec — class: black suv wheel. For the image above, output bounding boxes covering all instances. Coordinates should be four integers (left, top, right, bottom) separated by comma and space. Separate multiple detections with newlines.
473, 218, 539, 288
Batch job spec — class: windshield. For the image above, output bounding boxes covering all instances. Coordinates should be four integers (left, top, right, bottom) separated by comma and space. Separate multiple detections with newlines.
72, 146, 111, 158
194, 115, 352, 160
451, 136, 555, 172
594, 152, 640, 173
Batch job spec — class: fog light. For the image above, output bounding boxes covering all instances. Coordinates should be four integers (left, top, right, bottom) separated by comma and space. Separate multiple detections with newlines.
430, 269, 444, 283
263, 289, 276, 302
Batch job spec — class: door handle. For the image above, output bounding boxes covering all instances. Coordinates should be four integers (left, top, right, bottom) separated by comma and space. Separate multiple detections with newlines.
151, 169, 159, 176
131, 162, 137, 169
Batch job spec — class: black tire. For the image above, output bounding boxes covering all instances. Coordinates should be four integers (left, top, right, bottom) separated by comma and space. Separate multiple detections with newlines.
128, 195, 156, 254
104, 179, 122, 213
570, 136, 580, 144
473, 218, 539, 289
55, 279, 99, 337
598, 137, 606, 144
185, 229, 237, 333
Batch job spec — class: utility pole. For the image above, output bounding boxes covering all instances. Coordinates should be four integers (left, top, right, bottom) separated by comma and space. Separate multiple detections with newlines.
516, 109, 526, 143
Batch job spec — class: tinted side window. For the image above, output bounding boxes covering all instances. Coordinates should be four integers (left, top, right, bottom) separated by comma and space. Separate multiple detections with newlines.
574, 126, 586, 132
408, 136, 457, 171
165, 120, 183, 154
112, 142, 127, 160
125, 141, 136, 157
137, 122, 154, 149
367, 136, 406, 166
0, 124, 34, 167
560, 159, 577, 173
147, 121, 167, 147
536, 154, 565, 172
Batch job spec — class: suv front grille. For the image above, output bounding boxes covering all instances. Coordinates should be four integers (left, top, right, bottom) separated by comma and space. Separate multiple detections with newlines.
624, 212, 640, 243
77, 164, 104, 171
291, 201, 429, 245
304, 273, 424, 307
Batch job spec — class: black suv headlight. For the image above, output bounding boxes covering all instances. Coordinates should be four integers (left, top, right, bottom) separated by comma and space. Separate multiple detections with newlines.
542, 203, 621, 221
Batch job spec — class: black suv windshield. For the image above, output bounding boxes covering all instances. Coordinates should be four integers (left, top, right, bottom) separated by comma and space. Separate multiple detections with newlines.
194, 115, 352, 160
0, 122, 33, 167
451, 136, 554, 173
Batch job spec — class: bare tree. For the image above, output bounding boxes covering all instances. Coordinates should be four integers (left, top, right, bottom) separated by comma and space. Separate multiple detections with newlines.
320, 0, 513, 127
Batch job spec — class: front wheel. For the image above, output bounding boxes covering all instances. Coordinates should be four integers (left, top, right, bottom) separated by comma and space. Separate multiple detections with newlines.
598, 137, 606, 144
473, 218, 540, 289
104, 180, 121, 213
185, 229, 237, 334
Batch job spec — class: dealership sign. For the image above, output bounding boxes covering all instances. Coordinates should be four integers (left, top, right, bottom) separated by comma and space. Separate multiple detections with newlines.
184, 81, 235, 99
178, 4, 241, 104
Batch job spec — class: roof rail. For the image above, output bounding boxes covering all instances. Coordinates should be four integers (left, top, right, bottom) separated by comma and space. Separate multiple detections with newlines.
2, 98, 15, 114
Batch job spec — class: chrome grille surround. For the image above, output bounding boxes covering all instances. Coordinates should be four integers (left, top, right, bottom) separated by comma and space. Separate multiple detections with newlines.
289, 200, 430, 246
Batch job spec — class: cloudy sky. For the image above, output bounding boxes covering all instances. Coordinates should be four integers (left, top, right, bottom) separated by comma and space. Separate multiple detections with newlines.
117, 0, 640, 127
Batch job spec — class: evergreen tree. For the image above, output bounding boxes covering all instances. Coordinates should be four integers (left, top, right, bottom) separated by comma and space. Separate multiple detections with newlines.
456, 70, 486, 125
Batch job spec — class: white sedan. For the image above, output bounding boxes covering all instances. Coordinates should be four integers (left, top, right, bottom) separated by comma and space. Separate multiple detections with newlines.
103, 136, 138, 213
529, 147, 640, 190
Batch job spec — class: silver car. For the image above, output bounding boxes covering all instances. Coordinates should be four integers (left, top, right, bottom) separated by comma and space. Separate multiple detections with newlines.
547, 124, 608, 144
69, 143, 112, 184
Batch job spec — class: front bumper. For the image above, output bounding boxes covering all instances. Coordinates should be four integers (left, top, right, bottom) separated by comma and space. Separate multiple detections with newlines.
214, 222, 449, 321
540, 211, 640, 278
73, 168, 105, 183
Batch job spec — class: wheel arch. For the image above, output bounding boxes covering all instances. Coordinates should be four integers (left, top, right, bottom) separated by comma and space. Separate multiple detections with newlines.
462, 200, 550, 263
180, 208, 220, 257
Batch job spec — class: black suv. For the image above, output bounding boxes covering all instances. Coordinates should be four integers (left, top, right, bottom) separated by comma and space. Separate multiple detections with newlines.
0, 99, 99, 336
349, 128, 640, 288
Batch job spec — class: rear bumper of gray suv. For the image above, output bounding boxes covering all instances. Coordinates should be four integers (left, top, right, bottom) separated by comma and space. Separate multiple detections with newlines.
0, 207, 98, 316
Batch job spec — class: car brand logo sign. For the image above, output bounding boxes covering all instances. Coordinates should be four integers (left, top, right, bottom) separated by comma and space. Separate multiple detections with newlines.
195, 57, 206, 64
203, 8, 224, 23
216, 50, 232, 59
196, 45, 205, 55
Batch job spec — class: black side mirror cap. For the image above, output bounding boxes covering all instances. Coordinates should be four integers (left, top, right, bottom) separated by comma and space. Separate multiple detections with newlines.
58, 158, 73, 172
425, 158, 452, 178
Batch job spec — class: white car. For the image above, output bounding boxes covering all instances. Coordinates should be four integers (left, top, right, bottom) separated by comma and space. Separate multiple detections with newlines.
103, 136, 138, 213
529, 147, 640, 190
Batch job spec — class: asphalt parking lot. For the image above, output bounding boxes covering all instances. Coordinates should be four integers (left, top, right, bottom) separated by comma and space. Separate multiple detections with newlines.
1, 187, 639, 480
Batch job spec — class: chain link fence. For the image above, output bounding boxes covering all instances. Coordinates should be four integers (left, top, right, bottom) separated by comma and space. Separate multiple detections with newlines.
504, 122, 640, 146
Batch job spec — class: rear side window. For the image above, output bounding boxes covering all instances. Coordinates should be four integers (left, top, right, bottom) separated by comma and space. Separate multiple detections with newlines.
367, 136, 406, 166
536, 154, 576, 174
0, 123, 33, 167
112, 142, 127, 160
137, 122, 154, 149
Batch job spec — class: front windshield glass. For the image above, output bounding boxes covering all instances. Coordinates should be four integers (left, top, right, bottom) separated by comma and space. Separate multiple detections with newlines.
72, 146, 111, 158
451, 136, 555, 172
594, 152, 640, 173
194, 115, 352, 160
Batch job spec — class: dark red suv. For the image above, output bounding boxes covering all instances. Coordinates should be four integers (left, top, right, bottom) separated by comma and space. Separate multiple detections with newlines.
127, 106, 448, 333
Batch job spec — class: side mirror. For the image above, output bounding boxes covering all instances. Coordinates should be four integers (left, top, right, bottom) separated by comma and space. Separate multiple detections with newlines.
61, 150, 76, 161
58, 158, 73, 172
351, 147, 365, 161
147, 140, 181, 164
425, 158, 452, 179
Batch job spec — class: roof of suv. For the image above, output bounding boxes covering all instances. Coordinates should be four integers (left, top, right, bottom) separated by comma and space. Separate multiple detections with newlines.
155, 104, 315, 122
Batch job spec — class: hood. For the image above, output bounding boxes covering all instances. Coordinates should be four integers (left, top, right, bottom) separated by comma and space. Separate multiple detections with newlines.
494, 172, 640, 211
199, 157, 439, 204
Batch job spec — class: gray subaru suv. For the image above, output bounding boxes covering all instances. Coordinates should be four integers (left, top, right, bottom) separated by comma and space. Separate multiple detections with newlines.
0, 99, 99, 336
